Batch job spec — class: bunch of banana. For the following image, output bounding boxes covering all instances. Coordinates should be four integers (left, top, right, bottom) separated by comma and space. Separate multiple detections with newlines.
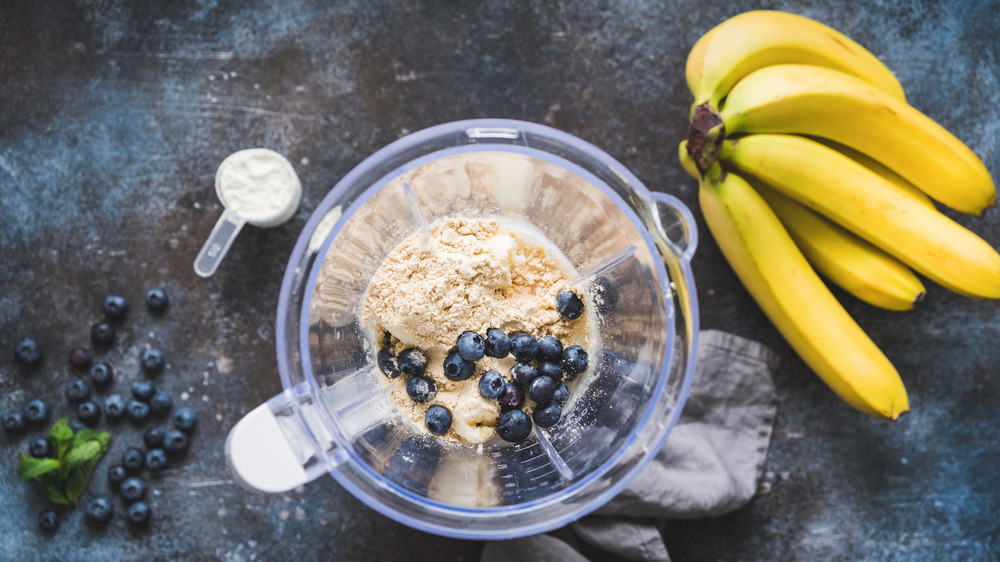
680, 10, 1000, 420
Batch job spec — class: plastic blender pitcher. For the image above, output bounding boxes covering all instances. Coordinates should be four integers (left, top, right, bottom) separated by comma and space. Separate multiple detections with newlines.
225, 119, 699, 539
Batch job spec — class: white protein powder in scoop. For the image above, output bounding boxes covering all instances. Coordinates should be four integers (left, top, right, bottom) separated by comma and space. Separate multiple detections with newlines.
218, 149, 300, 224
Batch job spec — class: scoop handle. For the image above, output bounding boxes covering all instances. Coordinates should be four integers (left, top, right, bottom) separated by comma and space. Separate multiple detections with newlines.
194, 209, 246, 277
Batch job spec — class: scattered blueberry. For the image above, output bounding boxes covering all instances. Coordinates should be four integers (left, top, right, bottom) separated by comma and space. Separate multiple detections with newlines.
78, 401, 102, 426
3, 412, 27, 433
146, 448, 169, 472
511, 333, 538, 363
377, 347, 400, 378
533, 402, 562, 428
127, 501, 151, 525
14, 337, 43, 366
69, 420, 87, 434
536, 335, 563, 363
499, 382, 525, 411
29, 437, 53, 458
90, 322, 116, 346
172, 407, 196, 432
497, 409, 532, 442
442, 350, 474, 381
120, 477, 146, 503
528, 376, 556, 404
484, 328, 512, 358
556, 289, 584, 320
140, 348, 164, 374
511, 363, 538, 387
457, 331, 485, 362
537, 361, 563, 383
103, 294, 129, 320
406, 376, 436, 403
38, 509, 60, 533
89, 361, 114, 388
122, 447, 145, 474
553, 382, 570, 406
163, 430, 189, 455
149, 391, 172, 415
397, 348, 428, 377
143, 426, 166, 449
108, 465, 128, 488
145, 287, 169, 312
85, 497, 113, 526
66, 378, 91, 402
104, 394, 127, 421
478, 370, 505, 399
561, 345, 589, 378
425, 405, 452, 435
69, 347, 93, 370
126, 400, 150, 422
592, 276, 620, 313
24, 399, 49, 424
131, 380, 157, 402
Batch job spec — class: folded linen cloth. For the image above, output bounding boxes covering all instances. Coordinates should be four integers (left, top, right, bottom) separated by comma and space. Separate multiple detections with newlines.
481, 330, 780, 562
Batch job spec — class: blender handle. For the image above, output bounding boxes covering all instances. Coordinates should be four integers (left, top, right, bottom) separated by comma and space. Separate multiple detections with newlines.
647, 192, 698, 262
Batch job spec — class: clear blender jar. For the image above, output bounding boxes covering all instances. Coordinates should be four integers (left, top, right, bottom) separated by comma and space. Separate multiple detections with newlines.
226, 119, 699, 539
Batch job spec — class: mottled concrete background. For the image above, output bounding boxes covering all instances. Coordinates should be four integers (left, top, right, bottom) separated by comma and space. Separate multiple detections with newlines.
1, 0, 998, 560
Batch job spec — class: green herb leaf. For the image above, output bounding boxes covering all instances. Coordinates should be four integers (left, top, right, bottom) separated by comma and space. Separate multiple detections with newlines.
16, 453, 61, 481
65, 468, 89, 503
64, 440, 101, 469
50, 417, 74, 460
72, 428, 111, 452
43, 483, 70, 505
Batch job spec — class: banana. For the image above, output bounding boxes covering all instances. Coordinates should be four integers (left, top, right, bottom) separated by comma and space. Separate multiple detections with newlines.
698, 163, 909, 420
720, 134, 1000, 298
717, 64, 995, 215
686, 10, 905, 111
809, 138, 935, 209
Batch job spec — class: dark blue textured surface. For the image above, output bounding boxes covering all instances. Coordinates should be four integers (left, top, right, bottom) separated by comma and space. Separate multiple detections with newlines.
2, 1, 998, 560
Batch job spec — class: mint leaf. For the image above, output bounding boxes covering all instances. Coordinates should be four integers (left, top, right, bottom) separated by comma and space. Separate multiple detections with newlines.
17, 453, 61, 480
72, 428, 111, 452
43, 483, 70, 505
64, 440, 101, 469
65, 468, 89, 503
49, 417, 74, 460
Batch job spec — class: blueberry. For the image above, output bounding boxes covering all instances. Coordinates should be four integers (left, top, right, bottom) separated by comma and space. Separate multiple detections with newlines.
537, 361, 563, 383
528, 376, 556, 404
172, 407, 196, 432
3, 412, 27, 433
377, 347, 400, 378
532, 402, 562, 428
29, 437, 53, 458
556, 289, 584, 320
103, 295, 129, 320
536, 335, 563, 363
69, 420, 87, 434
397, 348, 427, 377
511, 333, 538, 363
89, 361, 114, 387
24, 399, 49, 424
69, 347, 93, 370
149, 391, 172, 415
127, 501, 151, 525
484, 328, 511, 358
442, 350, 474, 381
85, 497, 113, 525
120, 477, 146, 503
90, 322, 116, 346
456, 331, 485, 362
122, 447, 145, 474
131, 380, 157, 402
424, 405, 452, 435
108, 465, 128, 488
405, 376, 436, 403
140, 348, 164, 374
78, 401, 102, 426
592, 276, 620, 313
511, 363, 538, 387
145, 287, 169, 311
146, 448, 169, 472
38, 509, 60, 533
143, 426, 166, 449
104, 394, 127, 420
163, 429, 189, 455
553, 382, 570, 406
14, 337, 42, 366
126, 400, 150, 422
496, 409, 532, 442
478, 370, 505, 399
66, 378, 91, 402
561, 345, 589, 378
499, 382, 525, 411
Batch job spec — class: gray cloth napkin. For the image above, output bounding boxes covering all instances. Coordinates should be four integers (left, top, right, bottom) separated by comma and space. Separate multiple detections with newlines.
482, 330, 780, 562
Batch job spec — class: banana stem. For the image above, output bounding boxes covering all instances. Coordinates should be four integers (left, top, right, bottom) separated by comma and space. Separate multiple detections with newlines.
686, 102, 726, 177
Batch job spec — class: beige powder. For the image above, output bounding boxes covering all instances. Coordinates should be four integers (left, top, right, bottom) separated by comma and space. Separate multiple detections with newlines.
363, 217, 591, 443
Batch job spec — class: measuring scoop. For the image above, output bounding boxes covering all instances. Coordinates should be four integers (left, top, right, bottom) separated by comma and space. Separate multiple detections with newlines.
194, 148, 302, 277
